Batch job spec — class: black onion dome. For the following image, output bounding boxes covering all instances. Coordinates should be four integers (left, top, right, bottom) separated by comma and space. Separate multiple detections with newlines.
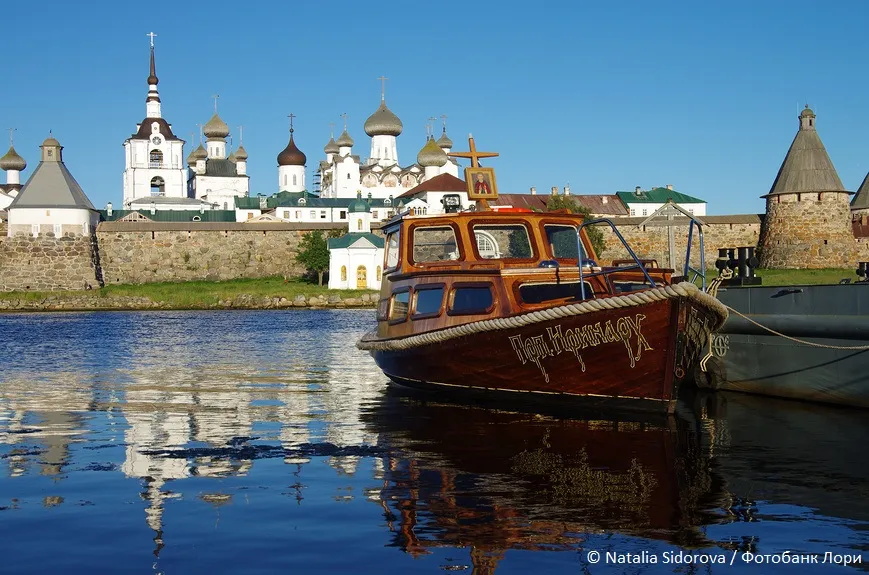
277, 133, 306, 166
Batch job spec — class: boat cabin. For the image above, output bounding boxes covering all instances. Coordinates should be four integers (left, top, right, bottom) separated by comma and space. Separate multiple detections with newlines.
376, 210, 675, 339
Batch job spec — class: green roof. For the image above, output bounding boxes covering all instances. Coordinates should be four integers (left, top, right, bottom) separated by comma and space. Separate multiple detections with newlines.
238, 190, 395, 210
327, 232, 384, 249
99, 209, 237, 222
615, 187, 705, 204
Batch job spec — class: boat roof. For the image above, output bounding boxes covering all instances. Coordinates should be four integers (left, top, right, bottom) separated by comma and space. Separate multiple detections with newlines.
383, 207, 586, 232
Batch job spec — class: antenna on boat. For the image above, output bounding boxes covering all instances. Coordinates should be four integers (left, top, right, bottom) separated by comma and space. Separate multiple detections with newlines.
448, 135, 500, 210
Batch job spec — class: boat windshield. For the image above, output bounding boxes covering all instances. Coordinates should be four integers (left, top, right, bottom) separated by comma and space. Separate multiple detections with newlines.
385, 230, 400, 268
472, 223, 533, 259
544, 224, 589, 260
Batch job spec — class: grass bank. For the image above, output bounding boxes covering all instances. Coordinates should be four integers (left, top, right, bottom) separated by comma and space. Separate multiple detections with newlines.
0, 277, 375, 309
705, 268, 858, 287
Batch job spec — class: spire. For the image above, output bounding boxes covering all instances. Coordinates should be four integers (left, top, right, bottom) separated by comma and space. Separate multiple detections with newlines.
378, 75, 388, 101
436, 115, 453, 150
145, 32, 161, 118
764, 104, 846, 197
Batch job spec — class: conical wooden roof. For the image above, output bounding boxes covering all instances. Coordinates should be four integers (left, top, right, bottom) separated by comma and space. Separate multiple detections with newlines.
852, 172, 869, 210
764, 106, 848, 197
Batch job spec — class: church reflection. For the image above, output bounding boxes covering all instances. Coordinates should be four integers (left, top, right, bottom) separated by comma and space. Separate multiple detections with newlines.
362, 390, 728, 572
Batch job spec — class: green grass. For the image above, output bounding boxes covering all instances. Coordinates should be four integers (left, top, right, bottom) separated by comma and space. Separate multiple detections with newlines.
0, 277, 376, 308
705, 268, 857, 287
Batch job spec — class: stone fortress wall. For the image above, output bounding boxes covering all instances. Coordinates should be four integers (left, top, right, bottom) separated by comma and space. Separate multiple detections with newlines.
1, 214, 867, 292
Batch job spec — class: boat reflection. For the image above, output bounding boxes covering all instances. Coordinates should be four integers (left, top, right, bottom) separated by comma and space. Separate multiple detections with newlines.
363, 388, 728, 567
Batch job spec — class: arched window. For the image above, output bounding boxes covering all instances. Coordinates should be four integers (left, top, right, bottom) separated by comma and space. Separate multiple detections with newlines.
340, 266, 347, 282
357, 219, 363, 231
292, 175, 297, 186
356, 265, 367, 289
149, 149, 163, 168
376, 266, 381, 281
150, 177, 165, 196
347, 173, 351, 179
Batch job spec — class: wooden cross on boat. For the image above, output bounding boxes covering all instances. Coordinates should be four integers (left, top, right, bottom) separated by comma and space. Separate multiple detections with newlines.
449, 135, 499, 210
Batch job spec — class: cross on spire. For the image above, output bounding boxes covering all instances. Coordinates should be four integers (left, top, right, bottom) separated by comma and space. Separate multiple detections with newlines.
378, 76, 388, 101
440, 114, 448, 132
212, 94, 219, 114
238, 125, 244, 144
427, 116, 437, 139
448, 135, 499, 168
329, 121, 335, 138
8, 127, 15, 146
196, 123, 204, 144
288, 113, 296, 133
147, 32, 157, 48
340, 112, 348, 131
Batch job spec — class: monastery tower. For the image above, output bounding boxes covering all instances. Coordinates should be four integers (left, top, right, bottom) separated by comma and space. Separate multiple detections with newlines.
758, 106, 856, 268
122, 33, 187, 206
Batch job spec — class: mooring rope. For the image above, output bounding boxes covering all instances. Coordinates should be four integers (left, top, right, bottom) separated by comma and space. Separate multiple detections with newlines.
357, 281, 728, 352
720, 304, 869, 351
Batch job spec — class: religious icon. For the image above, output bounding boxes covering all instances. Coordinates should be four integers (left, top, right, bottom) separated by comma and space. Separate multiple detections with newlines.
465, 167, 497, 200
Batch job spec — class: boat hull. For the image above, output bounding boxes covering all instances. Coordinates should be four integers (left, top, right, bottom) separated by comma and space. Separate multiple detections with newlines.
707, 283, 869, 408
365, 293, 723, 415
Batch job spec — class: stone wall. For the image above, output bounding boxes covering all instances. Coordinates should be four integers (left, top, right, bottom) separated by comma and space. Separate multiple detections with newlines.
593, 215, 763, 271
96, 222, 348, 284
0, 234, 101, 291
758, 192, 857, 268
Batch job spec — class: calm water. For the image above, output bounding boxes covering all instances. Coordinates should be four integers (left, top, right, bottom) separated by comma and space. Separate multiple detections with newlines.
0, 310, 867, 574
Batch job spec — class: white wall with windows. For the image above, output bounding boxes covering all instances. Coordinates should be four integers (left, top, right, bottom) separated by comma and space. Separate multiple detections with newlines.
122, 123, 187, 207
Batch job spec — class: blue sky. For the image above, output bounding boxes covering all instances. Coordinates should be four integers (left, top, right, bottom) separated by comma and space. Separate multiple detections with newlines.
2, 0, 868, 214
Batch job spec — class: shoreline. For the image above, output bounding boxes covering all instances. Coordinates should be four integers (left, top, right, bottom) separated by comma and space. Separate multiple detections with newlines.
0, 293, 377, 313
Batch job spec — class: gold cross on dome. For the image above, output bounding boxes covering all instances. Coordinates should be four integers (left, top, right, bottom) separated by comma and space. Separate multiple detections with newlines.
448, 135, 499, 168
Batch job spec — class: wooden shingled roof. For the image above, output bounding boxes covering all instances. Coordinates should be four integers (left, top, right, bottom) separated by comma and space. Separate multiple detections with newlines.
765, 107, 849, 197
852, 172, 869, 210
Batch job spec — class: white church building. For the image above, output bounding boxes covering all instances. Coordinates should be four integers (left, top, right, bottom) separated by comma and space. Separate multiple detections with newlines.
327, 193, 384, 290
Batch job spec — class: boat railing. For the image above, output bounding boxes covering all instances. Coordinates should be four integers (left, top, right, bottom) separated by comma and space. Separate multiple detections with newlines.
576, 218, 657, 301
683, 218, 707, 290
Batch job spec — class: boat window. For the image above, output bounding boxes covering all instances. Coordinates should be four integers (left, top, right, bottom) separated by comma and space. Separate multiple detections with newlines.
377, 298, 389, 321
544, 224, 588, 260
413, 285, 445, 317
389, 290, 410, 322
449, 285, 494, 315
412, 226, 459, 262
385, 230, 400, 269
472, 224, 533, 259
519, 281, 595, 304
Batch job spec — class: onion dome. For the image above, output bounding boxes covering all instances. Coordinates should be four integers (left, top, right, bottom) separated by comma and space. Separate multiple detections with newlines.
228, 151, 237, 162
234, 145, 248, 161
324, 136, 339, 155
417, 137, 448, 167
800, 104, 816, 118
0, 146, 26, 171
364, 101, 403, 137
186, 148, 198, 167
436, 129, 453, 150
336, 129, 354, 148
42, 136, 61, 148
193, 143, 207, 160
203, 113, 230, 139
277, 131, 307, 166
348, 191, 370, 213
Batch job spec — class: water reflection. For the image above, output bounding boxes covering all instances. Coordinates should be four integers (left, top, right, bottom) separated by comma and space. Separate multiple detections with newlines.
363, 389, 726, 567
0, 311, 867, 573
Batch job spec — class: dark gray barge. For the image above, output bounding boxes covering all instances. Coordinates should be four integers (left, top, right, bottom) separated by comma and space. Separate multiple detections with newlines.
704, 281, 869, 408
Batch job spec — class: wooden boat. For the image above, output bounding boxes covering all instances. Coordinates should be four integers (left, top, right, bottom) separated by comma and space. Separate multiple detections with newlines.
357, 139, 727, 414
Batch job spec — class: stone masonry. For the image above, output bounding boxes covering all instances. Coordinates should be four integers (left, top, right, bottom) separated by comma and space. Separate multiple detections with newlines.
757, 193, 857, 269
0, 234, 101, 291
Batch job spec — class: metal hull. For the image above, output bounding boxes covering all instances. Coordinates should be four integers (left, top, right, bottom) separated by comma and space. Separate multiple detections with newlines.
710, 283, 869, 408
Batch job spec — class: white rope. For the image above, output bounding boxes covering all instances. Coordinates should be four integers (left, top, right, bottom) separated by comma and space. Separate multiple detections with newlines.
358, 281, 728, 352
